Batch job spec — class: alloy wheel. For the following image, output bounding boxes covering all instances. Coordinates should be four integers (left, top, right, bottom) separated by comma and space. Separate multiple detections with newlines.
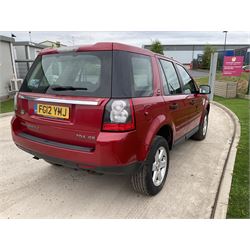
152, 146, 167, 186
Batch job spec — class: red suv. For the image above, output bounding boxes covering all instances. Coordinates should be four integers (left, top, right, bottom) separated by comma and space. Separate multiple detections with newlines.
11, 42, 211, 195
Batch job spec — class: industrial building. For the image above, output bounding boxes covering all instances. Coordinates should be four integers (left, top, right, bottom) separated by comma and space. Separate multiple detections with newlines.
143, 44, 250, 65
39, 40, 67, 48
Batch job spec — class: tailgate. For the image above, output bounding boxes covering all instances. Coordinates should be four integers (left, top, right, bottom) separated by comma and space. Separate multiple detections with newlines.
16, 92, 109, 148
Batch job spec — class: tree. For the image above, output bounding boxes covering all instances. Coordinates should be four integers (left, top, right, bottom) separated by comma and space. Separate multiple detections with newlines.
202, 45, 216, 69
149, 40, 164, 55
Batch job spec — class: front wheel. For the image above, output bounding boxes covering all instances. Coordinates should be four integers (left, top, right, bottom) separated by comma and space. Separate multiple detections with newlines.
131, 136, 169, 196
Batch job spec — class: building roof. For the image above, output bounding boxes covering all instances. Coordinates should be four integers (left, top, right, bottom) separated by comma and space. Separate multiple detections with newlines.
39, 40, 67, 47
0, 35, 15, 43
144, 44, 250, 51
14, 41, 47, 49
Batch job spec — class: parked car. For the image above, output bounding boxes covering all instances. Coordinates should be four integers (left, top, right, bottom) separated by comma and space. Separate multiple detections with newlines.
242, 65, 250, 72
11, 43, 210, 195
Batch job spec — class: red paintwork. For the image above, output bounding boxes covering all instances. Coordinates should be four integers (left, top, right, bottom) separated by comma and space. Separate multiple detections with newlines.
39, 42, 156, 56
12, 42, 209, 172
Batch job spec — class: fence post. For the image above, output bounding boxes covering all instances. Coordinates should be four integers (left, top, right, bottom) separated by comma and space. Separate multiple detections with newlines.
247, 76, 250, 95
208, 52, 218, 101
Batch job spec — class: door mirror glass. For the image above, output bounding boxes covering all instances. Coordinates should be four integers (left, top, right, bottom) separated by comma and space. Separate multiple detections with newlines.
199, 85, 211, 94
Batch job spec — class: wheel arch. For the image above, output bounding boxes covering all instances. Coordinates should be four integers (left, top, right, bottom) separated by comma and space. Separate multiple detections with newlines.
141, 115, 174, 159
156, 124, 174, 150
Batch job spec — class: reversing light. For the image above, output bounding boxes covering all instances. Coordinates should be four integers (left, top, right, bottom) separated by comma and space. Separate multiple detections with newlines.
110, 100, 128, 123
102, 99, 135, 132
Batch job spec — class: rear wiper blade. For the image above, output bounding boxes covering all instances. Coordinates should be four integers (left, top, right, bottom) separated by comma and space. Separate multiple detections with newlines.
51, 86, 88, 91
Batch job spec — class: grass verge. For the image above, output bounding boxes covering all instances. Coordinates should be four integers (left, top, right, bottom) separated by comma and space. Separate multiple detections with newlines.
214, 96, 249, 218
0, 99, 14, 114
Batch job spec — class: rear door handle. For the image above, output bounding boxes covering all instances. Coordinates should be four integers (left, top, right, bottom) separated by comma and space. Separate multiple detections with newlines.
169, 103, 179, 110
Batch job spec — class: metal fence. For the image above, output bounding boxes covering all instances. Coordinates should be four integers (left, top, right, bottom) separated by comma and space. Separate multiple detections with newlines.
15, 59, 34, 79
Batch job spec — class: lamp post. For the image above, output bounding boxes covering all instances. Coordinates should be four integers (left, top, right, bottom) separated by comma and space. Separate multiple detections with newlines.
223, 31, 228, 56
28, 31, 32, 42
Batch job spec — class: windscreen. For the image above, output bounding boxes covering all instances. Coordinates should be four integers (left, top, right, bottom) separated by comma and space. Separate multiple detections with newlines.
20, 51, 112, 97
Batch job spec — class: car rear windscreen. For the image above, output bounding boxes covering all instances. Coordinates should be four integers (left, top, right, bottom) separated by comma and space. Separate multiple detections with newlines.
20, 51, 112, 97
20, 50, 153, 98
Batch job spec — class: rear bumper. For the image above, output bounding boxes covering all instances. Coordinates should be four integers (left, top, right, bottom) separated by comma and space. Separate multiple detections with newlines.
11, 115, 142, 175
16, 144, 141, 175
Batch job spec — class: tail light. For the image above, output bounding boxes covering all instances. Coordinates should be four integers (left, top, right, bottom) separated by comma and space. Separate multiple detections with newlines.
102, 99, 135, 132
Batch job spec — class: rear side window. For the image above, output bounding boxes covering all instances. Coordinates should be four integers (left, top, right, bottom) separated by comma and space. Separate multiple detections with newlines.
159, 59, 182, 95
176, 64, 197, 94
158, 62, 170, 95
112, 51, 153, 98
20, 51, 112, 97
131, 56, 153, 96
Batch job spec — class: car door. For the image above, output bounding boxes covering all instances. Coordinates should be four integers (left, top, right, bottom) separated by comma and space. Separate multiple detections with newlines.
158, 59, 188, 142
175, 64, 203, 132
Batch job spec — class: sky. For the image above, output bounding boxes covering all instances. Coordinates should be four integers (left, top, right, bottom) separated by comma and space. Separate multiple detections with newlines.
0, 31, 249, 47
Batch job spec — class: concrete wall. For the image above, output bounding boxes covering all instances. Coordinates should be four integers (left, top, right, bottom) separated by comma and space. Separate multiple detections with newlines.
0, 39, 14, 100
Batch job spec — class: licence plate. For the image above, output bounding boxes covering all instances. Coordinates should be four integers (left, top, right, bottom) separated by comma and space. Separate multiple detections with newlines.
35, 104, 70, 119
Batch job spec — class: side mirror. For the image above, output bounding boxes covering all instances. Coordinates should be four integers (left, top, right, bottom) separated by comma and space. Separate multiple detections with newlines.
199, 85, 211, 94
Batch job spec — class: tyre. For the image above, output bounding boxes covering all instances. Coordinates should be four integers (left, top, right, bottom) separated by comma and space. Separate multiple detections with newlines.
131, 136, 169, 196
191, 111, 208, 140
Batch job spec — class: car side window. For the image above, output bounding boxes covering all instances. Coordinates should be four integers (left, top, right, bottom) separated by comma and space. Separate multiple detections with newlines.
131, 55, 153, 97
176, 64, 197, 94
159, 59, 182, 95
158, 62, 170, 95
